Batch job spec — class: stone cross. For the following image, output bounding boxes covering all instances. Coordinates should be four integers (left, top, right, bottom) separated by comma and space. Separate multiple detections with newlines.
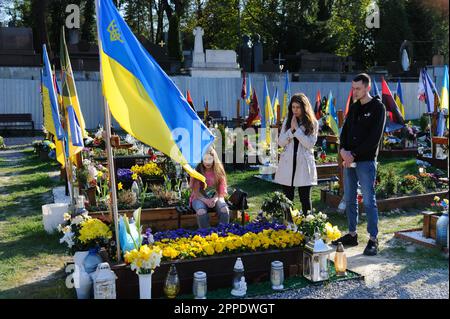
193, 27, 204, 54
192, 26, 205, 67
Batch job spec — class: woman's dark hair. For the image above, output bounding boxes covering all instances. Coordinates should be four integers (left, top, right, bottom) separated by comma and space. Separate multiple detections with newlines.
284, 93, 317, 136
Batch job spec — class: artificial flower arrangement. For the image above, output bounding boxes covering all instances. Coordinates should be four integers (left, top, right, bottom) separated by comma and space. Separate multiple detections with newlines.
123, 208, 162, 274
290, 209, 341, 243
58, 212, 112, 254
431, 196, 449, 214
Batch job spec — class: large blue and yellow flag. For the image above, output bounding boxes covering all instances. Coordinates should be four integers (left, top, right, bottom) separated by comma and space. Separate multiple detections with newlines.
395, 79, 405, 119
96, 0, 214, 184
42, 44, 64, 140
325, 91, 339, 136
281, 71, 290, 121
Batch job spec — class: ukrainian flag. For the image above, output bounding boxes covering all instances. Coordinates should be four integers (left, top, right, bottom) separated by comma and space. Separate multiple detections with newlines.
95, 0, 214, 184
395, 79, 405, 118
60, 27, 87, 138
262, 76, 273, 146
325, 91, 339, 136
42, 44, 64, 140
282, 71, 290, 121
271, 87, 280, 124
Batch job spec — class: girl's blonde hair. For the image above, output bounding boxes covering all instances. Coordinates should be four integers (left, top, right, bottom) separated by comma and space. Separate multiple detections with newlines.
196, 147, 227, 188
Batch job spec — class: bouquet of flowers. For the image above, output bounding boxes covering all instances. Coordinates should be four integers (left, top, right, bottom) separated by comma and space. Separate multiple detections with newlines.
124, 245, 163, 274
123, 208, 162, 274
290, 209, 341, 243
431, 196, 449, 213
58, 212, 112, 253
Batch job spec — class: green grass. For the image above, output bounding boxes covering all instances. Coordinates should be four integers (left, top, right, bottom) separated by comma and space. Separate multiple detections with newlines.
0, 148, 74, 299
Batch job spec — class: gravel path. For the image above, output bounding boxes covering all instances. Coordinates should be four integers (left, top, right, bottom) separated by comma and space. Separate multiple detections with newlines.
252, 237, 449, 299
253, 268, 448, 299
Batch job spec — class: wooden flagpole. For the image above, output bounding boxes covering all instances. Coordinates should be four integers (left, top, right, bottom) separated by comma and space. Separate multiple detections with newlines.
95, 0, 121, 262
56, 66, 75, 206
103, 97, 121, 262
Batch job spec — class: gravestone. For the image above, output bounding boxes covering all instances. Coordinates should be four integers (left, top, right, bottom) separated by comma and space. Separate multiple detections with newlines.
0, 27, 40, 66
189, 26, 240, 78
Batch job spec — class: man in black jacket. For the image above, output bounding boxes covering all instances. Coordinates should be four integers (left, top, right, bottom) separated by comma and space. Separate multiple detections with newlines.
332, 73, 386, 256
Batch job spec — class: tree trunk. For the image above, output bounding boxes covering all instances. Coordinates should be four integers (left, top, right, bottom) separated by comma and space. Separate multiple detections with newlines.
149, 0, 155, 42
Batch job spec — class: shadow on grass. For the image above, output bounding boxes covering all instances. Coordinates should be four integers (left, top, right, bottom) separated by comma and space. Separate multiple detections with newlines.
0, 269, 75, 299
0, 228, 64, 262
0, 190, 54, 220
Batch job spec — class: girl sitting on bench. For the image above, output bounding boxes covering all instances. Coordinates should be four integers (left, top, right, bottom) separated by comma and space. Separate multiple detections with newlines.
190, 147, 230, 229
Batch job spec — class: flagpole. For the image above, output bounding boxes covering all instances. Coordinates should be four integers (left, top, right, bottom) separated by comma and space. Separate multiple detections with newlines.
57, 66, 75, 206
103, 97, 121, 262
95, 0, 121, 262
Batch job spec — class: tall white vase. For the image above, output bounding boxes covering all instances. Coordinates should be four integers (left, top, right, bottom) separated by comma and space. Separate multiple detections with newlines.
138, 273, 152, 299
73, 251, 92, 299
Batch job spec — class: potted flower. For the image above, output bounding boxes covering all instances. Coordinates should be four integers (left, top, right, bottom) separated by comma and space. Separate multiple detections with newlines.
261, 192, 293, 224
291, 209, 341, 243
123, 208, 162, 299
131, 162, 164, 187
58, 213, 112, 298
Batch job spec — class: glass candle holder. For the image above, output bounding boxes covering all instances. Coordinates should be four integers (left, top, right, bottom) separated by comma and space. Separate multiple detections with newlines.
164, 264, 180, 299
270, 261, 284, 290
193, 271, 207, 299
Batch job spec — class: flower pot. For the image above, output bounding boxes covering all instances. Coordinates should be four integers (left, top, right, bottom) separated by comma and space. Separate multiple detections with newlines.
436, 213, 449, 248
42, 203, 69, 234
73, 251, 92, 299
138, 273, 152, 299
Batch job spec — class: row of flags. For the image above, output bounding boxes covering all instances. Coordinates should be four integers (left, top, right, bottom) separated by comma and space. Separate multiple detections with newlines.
41, 27, 87, 169
236, 68, 448, 137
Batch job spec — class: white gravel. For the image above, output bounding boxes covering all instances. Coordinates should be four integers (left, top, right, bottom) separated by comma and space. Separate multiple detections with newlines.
253, 268, 449, 299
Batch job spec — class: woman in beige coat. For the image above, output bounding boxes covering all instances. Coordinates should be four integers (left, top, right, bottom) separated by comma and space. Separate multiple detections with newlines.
274, 93, 318, 214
